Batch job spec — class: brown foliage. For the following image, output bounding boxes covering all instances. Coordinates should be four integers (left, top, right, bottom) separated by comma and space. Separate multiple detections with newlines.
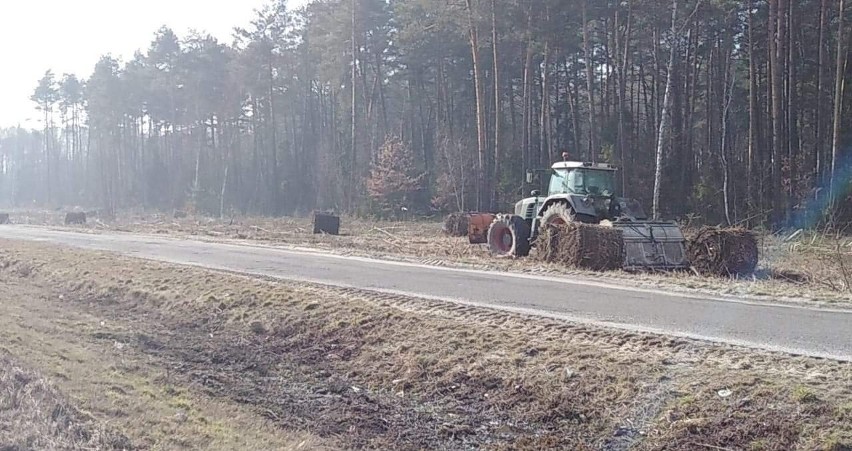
431, 172, 460, 212
367, 136, 425, 216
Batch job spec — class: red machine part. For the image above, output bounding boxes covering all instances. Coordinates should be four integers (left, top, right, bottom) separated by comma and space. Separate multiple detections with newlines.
467, 213, 496, 244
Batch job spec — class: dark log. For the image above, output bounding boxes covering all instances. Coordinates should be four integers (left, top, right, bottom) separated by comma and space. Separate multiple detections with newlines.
313, 212, 340, 235
64, 212, 87, 225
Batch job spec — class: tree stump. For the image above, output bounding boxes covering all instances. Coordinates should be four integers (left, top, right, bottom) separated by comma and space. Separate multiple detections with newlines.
312, 212, 340, 235
64, 212, 87, 225
0, 213, 9, 225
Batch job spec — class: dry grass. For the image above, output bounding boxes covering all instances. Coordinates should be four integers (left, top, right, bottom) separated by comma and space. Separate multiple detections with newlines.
0, 239, 850, 449
765, 230, 852, 294
0, 256, 331, 450
0, 353, 131, 450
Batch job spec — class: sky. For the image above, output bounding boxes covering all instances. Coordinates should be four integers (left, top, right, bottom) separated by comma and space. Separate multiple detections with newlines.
0, 0, 310, 128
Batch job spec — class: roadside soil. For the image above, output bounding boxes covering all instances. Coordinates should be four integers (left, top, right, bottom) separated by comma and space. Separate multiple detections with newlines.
10, 209, 852, 308
0, 239, 850, 450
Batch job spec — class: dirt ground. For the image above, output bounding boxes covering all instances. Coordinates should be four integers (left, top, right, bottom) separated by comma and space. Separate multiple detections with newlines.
9, 209, 852, 307
0, 239, 850, 450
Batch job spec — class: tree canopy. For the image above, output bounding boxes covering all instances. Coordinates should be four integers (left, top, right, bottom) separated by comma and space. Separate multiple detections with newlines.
1, 0, 851, 228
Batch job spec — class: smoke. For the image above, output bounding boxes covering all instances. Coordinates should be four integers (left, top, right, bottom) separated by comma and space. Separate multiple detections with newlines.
787, 147, 852, 231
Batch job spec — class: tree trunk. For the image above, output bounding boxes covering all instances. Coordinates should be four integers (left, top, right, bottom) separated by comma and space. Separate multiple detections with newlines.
466, 0, 489, 211
817, 0, 829, 183
269, 66, 279, 215
721, 56, 735, 226
616, 1, 632, 195
565, 60, 581, 157
220, 164, 229, 219
539, 41, 550, 168
521, 4, 534, 174
786, 0, 800, 212
491, 0, 501, 211
582, 0, 598, 161
349, 0, 358, 213
769, 0, 787, 223
653, 0, 678, 220
831, 0, 848, 204
748, 0, 759, 220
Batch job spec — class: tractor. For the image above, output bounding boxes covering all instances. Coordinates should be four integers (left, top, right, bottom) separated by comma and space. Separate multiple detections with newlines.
484, 160, 689, 270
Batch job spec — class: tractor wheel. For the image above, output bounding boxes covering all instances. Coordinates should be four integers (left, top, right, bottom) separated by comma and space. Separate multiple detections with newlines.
487, 215, 531, 257
540, 203, 596, 229
541, 203, 574, 227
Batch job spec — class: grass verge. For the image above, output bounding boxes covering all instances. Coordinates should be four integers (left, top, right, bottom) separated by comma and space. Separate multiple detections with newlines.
0, 239, 850, 449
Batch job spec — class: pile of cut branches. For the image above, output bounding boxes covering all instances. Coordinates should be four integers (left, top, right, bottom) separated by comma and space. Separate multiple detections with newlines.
442, 213, 470, 237
686, 227, 758, 277
537, 223, 624, 271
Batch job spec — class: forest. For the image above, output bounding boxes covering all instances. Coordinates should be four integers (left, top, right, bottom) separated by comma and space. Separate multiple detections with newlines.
1, 0, 851, 229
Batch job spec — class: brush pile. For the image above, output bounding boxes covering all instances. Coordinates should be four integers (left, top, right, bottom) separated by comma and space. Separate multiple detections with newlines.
442, 213, 469, 237
64, 212, 87, 225
686, 226, 758, 277
537, 223, 624, 271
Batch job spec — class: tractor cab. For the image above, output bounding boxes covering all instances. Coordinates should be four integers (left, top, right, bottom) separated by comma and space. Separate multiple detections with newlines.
548, 161, 617, 198
518, 161, 646, 227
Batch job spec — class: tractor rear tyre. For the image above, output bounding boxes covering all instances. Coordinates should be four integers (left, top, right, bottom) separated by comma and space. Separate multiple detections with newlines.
541, 203, 574, 227
540, 202, 596, 228
487, 215, 531, 257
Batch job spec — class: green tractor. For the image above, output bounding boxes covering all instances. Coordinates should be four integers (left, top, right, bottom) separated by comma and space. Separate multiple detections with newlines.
486, 160, 689, 270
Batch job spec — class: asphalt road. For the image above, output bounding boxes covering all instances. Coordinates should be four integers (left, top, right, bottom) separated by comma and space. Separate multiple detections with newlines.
1, 226, 850, 361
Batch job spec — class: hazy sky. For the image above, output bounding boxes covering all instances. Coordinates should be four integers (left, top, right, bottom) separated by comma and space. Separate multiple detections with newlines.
0, 0, 309, 128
